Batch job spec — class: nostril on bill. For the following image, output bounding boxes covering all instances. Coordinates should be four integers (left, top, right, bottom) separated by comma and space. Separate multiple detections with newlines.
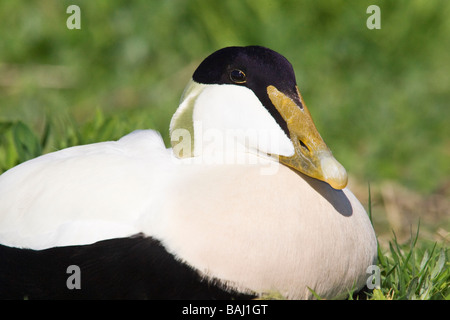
299, 139, 310, 153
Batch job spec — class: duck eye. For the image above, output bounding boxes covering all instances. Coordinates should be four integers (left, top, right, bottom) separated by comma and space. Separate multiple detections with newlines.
230, 69, 247, 84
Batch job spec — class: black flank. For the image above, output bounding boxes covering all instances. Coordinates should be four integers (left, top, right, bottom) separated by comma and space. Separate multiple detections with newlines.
0, 234, 255, 300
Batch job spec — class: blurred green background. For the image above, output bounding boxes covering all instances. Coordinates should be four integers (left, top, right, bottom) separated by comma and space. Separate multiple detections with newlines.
0, 1, 449, 239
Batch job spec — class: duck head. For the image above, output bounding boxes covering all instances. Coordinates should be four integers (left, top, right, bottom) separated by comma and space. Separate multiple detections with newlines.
170, 46, 348, 190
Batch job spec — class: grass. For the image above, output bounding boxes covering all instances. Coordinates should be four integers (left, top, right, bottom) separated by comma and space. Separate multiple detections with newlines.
359, 186, 449, 300
376, 232, 448, 300
364, 224, 449, 300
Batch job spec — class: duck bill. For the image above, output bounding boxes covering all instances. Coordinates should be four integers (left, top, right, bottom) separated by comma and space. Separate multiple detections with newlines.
267, 85, 348, 190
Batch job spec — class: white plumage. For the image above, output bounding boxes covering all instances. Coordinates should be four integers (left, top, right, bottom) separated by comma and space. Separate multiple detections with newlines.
0, 130, 167, 249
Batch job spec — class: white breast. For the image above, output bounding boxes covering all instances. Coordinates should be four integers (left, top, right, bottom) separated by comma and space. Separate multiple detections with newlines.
142, 156, 377, 299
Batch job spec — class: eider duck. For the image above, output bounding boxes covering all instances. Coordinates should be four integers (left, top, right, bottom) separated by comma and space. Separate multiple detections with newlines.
0, 46, 377, 299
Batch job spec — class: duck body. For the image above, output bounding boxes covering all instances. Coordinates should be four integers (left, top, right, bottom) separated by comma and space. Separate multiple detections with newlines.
0, 46, 377, 299
0, 130, 376, 299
